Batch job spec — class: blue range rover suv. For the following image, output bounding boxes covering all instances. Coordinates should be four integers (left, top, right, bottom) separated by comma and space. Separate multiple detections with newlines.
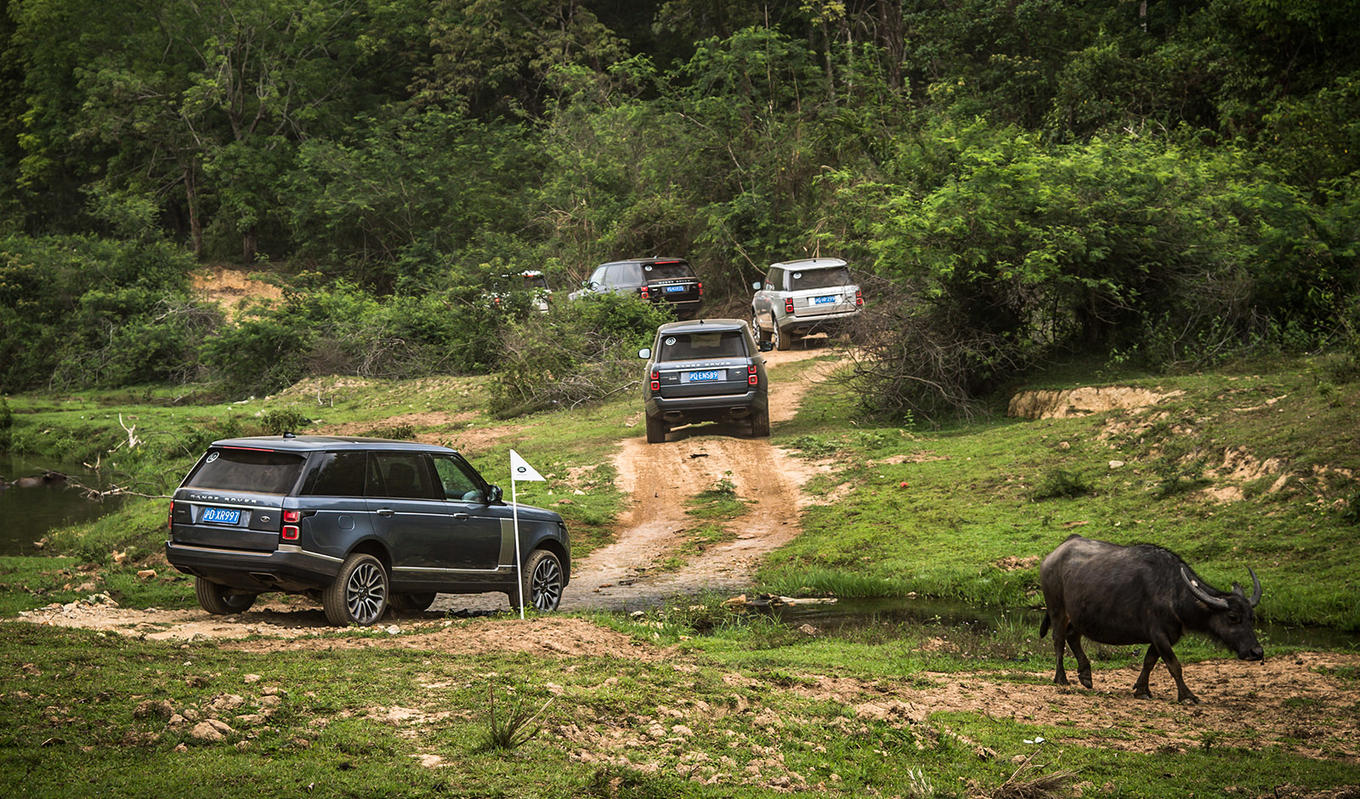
165, 435, 570, 625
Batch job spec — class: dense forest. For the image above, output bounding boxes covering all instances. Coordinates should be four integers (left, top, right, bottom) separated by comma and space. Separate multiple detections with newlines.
1, 0, 1357, 417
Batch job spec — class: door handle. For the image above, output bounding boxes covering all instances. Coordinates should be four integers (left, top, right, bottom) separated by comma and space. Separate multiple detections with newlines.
375, 508, 394, 517
452, 513, 470, 519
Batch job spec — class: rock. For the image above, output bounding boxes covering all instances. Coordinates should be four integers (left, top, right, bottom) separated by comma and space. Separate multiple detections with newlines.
797, 624, 819, 636
208, 694, 244, 712
189, 721, 228, 742
1108, 460, 1125, 469
136, 569, 157, 580
243, 674, 261, 684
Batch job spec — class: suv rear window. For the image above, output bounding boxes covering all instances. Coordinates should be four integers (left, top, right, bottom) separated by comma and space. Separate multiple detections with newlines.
643, 261, 694, 281
659, 330, 748, 360
186, 449, 306, 494
789, 267, 851, 290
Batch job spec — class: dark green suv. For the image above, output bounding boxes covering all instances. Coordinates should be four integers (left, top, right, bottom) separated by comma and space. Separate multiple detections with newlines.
166, 436, 570, 625
639, 318, 772, 443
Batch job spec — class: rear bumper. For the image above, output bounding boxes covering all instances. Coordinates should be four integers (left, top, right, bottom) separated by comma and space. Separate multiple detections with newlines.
165, 541, 341, 593
781, 309, 860, 335
646, 389, 762, 423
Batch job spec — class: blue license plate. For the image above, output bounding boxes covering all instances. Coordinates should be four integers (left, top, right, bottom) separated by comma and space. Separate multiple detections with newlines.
813, 295, 837, 305
664, 285, 687, 293
684, 370, 723, 383
201, 507, 241, 525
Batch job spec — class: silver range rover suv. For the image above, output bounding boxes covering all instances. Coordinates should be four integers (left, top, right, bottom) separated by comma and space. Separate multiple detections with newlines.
750, 257, 863, 350
165, 436, 570, 625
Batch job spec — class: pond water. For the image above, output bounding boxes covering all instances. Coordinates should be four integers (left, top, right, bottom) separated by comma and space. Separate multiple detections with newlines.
0, 452, 126, 555
769, 595, 1358, 651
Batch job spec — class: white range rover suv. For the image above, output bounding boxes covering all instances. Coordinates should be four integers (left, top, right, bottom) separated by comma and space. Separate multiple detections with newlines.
750, 258, 863, 350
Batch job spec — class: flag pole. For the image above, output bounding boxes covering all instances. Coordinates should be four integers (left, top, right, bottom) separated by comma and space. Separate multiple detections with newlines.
512, 475, 525, 620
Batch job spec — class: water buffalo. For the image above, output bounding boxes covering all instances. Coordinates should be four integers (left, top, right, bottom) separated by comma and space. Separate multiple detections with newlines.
1039, 534, 1263, 704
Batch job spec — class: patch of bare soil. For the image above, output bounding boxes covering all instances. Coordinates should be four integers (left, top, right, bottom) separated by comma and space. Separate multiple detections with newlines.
192, 265, 284, 319
1009, 386, 1183, 419
793, 651, 1360, 762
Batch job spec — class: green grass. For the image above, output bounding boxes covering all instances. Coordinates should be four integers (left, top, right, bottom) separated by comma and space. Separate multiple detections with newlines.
763, 356, 1360, 630
1, 618, 1357, 798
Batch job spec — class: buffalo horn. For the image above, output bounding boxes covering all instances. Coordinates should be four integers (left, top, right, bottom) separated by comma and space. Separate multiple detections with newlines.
1180, 566, 1229, 610
1247, 566, 1262, 608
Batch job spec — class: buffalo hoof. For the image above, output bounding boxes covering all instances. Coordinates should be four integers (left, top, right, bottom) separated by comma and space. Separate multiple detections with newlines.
1133, 688, 1152, 700
1053, 675, 1069, 686
1078, 673, 1093, 690
1177, 694, 1200, 705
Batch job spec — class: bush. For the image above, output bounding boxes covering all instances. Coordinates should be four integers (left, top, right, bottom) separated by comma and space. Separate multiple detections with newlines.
0, 234, 206, 392
200, 282, 510, 397
489, 294, 671, 417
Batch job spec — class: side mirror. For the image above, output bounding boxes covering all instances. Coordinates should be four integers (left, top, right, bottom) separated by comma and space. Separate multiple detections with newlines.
638, 347, 652, 359
752, 281, 762, 290
486, 484, 503, 504
758, 341, 774, 352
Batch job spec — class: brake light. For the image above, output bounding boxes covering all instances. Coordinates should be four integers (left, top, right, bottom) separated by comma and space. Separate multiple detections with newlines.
748, 374, 758, 386
281, 525, 299, 541
168, 500, 174, 531
639, 285, 650, 300
698, 281, 704, 296
650, 370, 660, 391
855, 289, 864, 307
283, 510, 301, 523
784, 298, 794, 313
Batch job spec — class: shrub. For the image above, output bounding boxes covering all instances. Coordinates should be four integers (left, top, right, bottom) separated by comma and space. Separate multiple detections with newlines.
489, 294, 671, 417
1029, 469, 1094, 501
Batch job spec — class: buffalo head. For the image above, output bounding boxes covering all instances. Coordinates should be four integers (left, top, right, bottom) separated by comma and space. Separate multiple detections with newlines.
1181, 566, 1264, 662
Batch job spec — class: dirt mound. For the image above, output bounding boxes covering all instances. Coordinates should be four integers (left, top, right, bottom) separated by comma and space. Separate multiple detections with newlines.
1009, 386, 1182, 419
227, 616, 663, 660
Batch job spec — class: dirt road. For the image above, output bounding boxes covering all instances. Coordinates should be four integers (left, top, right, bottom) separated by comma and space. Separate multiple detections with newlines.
560, 348, 835, 609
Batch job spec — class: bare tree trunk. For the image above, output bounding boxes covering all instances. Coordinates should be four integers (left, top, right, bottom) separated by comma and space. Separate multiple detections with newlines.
877, 0, 905, 92
242, 226, 257, 263
183, 162, 203, 259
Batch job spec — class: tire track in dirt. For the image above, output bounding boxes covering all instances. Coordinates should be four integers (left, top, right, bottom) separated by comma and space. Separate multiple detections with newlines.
560, 348, 839, 610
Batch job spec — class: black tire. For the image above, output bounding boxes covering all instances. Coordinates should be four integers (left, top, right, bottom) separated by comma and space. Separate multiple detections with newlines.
195, 577, 257, 615
509, 549, 565, 612
389, 592, 436, 612
772, 323, 795, 351
750, 400, 770, 438
645, 413, 667, 444
323, 552, 389, 626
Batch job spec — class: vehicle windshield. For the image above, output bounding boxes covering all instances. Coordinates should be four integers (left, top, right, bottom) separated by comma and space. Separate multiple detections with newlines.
642, 262, 694, 281
185, 448, 306, 494
788, 267, 852, 290
658, 330, 747, 360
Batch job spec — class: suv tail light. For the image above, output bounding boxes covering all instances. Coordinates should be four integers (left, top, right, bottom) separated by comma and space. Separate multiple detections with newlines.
784, 297, 794, 313
698, 281, 704, 296
639, 285, 650, 300
650, 370, 660, 391
855, 289, 864, 307
281, 508, 301, 540
168, 500, 175, 531
747, 365, 758, 386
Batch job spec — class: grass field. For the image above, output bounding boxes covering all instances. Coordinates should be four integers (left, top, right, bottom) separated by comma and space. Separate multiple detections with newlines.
2, 353, 1359, 797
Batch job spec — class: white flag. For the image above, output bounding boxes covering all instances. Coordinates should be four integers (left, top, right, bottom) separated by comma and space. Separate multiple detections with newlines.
509, 449, 545, 482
